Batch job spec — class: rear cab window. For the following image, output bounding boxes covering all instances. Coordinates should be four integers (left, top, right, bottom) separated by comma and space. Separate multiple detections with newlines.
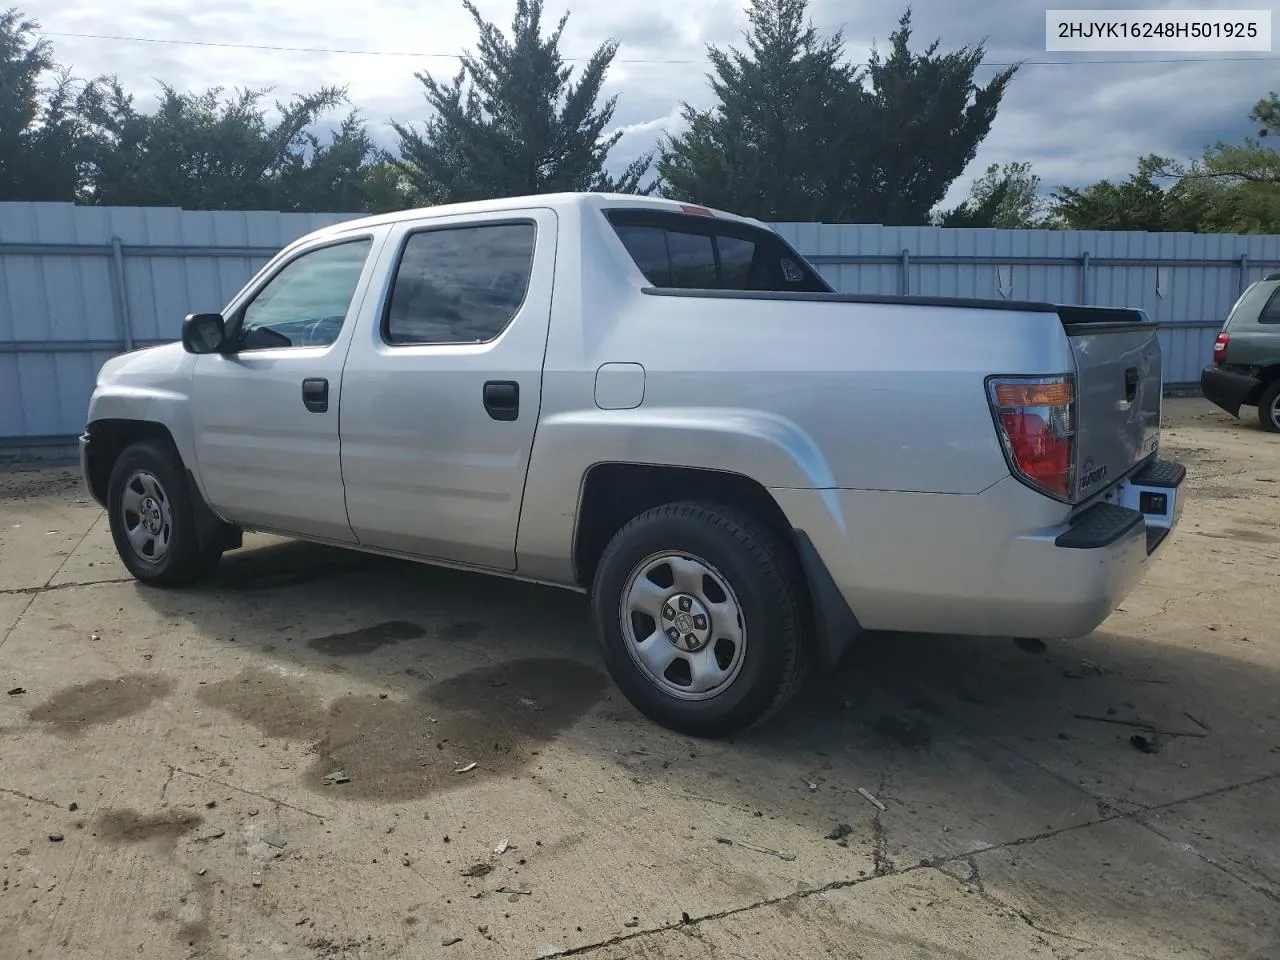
606, 210, 830, 293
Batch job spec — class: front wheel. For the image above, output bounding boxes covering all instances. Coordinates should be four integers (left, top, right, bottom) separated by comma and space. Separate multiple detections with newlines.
590, 501, 811, 738
1257, 380, 1280, 433
107, 439, 222, 586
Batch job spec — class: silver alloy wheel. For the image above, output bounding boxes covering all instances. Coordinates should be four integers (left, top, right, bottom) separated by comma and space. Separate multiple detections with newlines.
119, 469, 173, 565
619, 552, 747, 701
1270, 391, 1280, 428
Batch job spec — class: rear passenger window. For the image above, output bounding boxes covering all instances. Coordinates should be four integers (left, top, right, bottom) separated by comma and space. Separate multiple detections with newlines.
1261, 289, 1280, 324
717, 235, 756, 288
667, 232, 717, 288
384, 223, 536, 344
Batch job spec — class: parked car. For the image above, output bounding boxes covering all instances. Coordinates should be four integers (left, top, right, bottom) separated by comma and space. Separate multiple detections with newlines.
1201, 273, 1280, 432
80, 193, 1186, 737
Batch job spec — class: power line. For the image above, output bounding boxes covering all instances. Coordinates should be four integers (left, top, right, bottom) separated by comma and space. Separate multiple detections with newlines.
45, 31, 695, 63
43, 30, 1280, 67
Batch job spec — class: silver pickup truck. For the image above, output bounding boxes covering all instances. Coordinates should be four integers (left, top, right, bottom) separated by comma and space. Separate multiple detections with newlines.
81, 193, 1185, 736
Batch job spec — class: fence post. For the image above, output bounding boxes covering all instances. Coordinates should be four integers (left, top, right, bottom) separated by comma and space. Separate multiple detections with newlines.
1079, 251, 1091, 304
109, 236, 135, 352
900, 248, 910, 295
1239, 254, 1250, 295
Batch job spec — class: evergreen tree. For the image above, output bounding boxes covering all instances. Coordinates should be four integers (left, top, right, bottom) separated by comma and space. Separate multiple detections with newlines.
0, 8, 83, 202
938, 162, 1045, 228
852, 10, 1018, 224
394, 0, 652, 203
76, 80, 379, 212
1049, 155, 1211, 232
1171, 93, 1280, 233
660, 2, 1017, 225
658, 0, 858, 221
276, 112, 401, 213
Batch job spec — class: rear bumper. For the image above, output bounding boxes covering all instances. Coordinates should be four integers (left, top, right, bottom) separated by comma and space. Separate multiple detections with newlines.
771, 458, 1186, 646
1201, 365, 1260, 417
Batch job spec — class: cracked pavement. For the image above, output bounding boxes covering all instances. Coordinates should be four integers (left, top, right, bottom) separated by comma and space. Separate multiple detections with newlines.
1, 397, 1278, 960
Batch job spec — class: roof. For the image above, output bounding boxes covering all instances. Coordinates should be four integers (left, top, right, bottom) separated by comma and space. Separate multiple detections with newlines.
312, 191, 768, 240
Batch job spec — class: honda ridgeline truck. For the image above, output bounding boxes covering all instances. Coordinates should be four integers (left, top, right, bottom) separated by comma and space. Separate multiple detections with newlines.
80, 193, 1186, 737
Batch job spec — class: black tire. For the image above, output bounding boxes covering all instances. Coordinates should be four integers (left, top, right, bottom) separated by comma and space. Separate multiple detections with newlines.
1257, 380, 1280, 433
590, 500, 811, 738
107, 439, 222, 586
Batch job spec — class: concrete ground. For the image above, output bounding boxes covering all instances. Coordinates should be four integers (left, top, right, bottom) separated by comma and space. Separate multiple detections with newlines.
0, 397, 1277, 960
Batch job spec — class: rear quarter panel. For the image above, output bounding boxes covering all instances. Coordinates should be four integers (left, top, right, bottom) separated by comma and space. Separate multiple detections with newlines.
516, 205, 1077, 580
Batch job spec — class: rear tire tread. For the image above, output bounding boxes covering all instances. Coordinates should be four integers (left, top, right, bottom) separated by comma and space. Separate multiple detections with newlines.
1258, 380, 1280, 433
594, 499, 812, 736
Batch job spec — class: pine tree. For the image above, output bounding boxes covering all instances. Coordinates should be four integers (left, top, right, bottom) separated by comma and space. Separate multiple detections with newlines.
393, 0, 652, 204
854, 10, 1018, 224
0, 9, 83, 202
659, 2, 1018, 225
658, 0, 858, 221
938, 162, 1045, 228
76, 80, 378, 212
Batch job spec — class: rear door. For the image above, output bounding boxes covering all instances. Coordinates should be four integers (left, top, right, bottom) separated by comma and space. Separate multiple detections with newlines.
1059, 308, 1163, 501
339, 209, 557, 570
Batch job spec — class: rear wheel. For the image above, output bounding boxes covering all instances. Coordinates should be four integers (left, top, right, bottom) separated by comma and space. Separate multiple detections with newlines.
590, 500, 811, 738
107, 440, 222, 586
1258, 380, 1280, 433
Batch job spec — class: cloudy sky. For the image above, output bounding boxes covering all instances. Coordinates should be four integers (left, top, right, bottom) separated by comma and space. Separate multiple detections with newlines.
24, 0, 1277, 211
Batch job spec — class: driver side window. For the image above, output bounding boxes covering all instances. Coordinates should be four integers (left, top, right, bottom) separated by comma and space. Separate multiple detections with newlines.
239, 238, 373, 350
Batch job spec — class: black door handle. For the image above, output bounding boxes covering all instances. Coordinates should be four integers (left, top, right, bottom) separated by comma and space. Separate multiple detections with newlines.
1124, 368, 1139, 402
302, 378, 329, 413
483, 381, 519, 421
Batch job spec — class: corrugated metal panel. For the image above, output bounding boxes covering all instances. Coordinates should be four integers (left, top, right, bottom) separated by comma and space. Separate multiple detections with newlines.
775, 221, 1280, 387
0, 202, 360, 443
4, 201, 1280, 443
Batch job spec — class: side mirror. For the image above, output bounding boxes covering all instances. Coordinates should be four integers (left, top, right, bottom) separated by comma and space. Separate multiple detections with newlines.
182, 313, 227, 354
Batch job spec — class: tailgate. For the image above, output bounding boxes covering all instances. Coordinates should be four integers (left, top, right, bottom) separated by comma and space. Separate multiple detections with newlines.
1058, 306, 1162, 501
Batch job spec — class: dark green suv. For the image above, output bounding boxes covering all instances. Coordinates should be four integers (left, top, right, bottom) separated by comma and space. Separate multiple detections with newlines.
1201, 273, 1280, 432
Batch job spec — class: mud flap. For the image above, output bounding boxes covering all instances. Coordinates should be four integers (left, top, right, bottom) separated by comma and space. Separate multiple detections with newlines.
791, 530, 864, 667
185, 470, 242, 553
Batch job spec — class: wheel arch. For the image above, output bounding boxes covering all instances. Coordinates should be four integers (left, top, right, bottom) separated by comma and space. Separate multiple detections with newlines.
572, 462, 792, 588
84, 418, 181, 507
571, 461, 862, 666
1255, 363, 1280, 391
89, 418, 240, 555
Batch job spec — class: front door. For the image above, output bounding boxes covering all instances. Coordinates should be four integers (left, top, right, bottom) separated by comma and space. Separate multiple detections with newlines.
190, 232, 384, 542
340, 209, 557, 570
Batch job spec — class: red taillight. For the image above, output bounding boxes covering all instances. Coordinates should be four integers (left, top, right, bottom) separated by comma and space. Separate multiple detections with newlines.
1213, 332, 1230, 364
988, 375, 1075, 500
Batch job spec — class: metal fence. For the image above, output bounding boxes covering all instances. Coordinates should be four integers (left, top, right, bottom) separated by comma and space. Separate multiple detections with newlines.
772, 221, 1280, 389
4, 200, 1279, 448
